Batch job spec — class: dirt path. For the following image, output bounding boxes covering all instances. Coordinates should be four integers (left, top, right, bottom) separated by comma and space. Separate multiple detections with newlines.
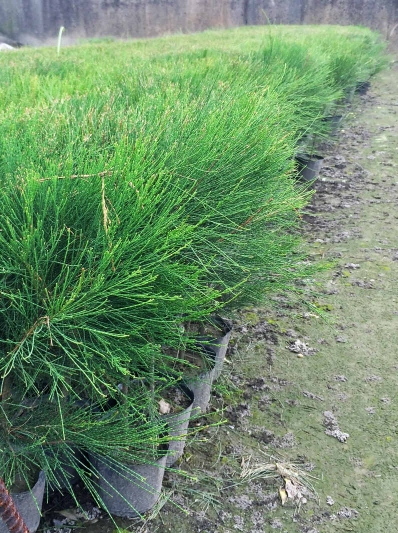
46, 58, 398, 533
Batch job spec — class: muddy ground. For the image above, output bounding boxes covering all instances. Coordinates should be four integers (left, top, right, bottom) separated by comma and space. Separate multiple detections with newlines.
41, 58, 398, 533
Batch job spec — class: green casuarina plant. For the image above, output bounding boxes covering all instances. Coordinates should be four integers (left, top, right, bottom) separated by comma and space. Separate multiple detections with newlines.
0, 25, 388, 519
0, 153, 219, 493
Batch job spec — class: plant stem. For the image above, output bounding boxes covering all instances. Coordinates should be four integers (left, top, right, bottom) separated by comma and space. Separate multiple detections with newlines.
0, 376, 11, 403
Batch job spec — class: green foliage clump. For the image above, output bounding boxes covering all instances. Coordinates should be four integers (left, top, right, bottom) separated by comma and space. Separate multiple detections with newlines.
0, 24, 387, 509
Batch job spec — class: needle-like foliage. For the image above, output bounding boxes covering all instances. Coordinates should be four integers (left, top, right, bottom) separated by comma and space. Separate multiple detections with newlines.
0, 24, 387, 509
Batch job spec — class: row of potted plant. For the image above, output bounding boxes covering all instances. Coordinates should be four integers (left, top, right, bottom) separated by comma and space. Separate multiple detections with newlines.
0, 317, 233, 530
0, 25, 387, 532
295, 79, 373, 183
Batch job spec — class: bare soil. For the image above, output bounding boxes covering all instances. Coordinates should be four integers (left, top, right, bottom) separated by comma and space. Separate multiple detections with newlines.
40, 58, 398, 533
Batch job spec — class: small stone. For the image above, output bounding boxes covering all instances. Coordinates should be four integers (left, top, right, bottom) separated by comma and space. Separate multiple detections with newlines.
158, 399, 171, 414
380, 397, 391, 404
287, 339, 317, 356
323, 411, 349, 442
344, 263, 360, 269
365, 375, 382, 383
233, 515, 245, 531
326, 496, 335, 506
337, 507, 359, 519
337, 392, 349, 401
270, 518, 283, 529
303, 391, 324, 401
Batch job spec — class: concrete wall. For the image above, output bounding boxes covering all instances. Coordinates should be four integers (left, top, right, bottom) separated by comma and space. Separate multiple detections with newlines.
1, 0, 397, 45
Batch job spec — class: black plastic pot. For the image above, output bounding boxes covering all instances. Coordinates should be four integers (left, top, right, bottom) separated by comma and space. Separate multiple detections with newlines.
322, 115, 342, 137
344, 87, 355, 104
184, 345, 216, 415
209, 317, 233, 380
51, 448, 84, 490
163, 385, 194, 467
183, 317, 233, 413
356, 80, 371, 95
296, 154, 324, 182
89, 454, 167, 518
297, 133, 314, 150
0, 471, 46, 533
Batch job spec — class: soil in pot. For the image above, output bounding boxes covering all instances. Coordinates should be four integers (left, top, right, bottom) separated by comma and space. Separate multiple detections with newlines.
158, 384, 194, 467
89, 452, 167, 518
0, 471, 46, 533
295, 154, 324, 182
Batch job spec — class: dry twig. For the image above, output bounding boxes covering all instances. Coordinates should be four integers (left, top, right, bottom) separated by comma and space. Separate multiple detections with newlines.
38, 170, 113, 182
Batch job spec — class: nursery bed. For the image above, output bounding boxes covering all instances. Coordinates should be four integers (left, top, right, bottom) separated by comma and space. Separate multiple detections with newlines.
0, 24, 391, 533
39, 52, 398, 533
